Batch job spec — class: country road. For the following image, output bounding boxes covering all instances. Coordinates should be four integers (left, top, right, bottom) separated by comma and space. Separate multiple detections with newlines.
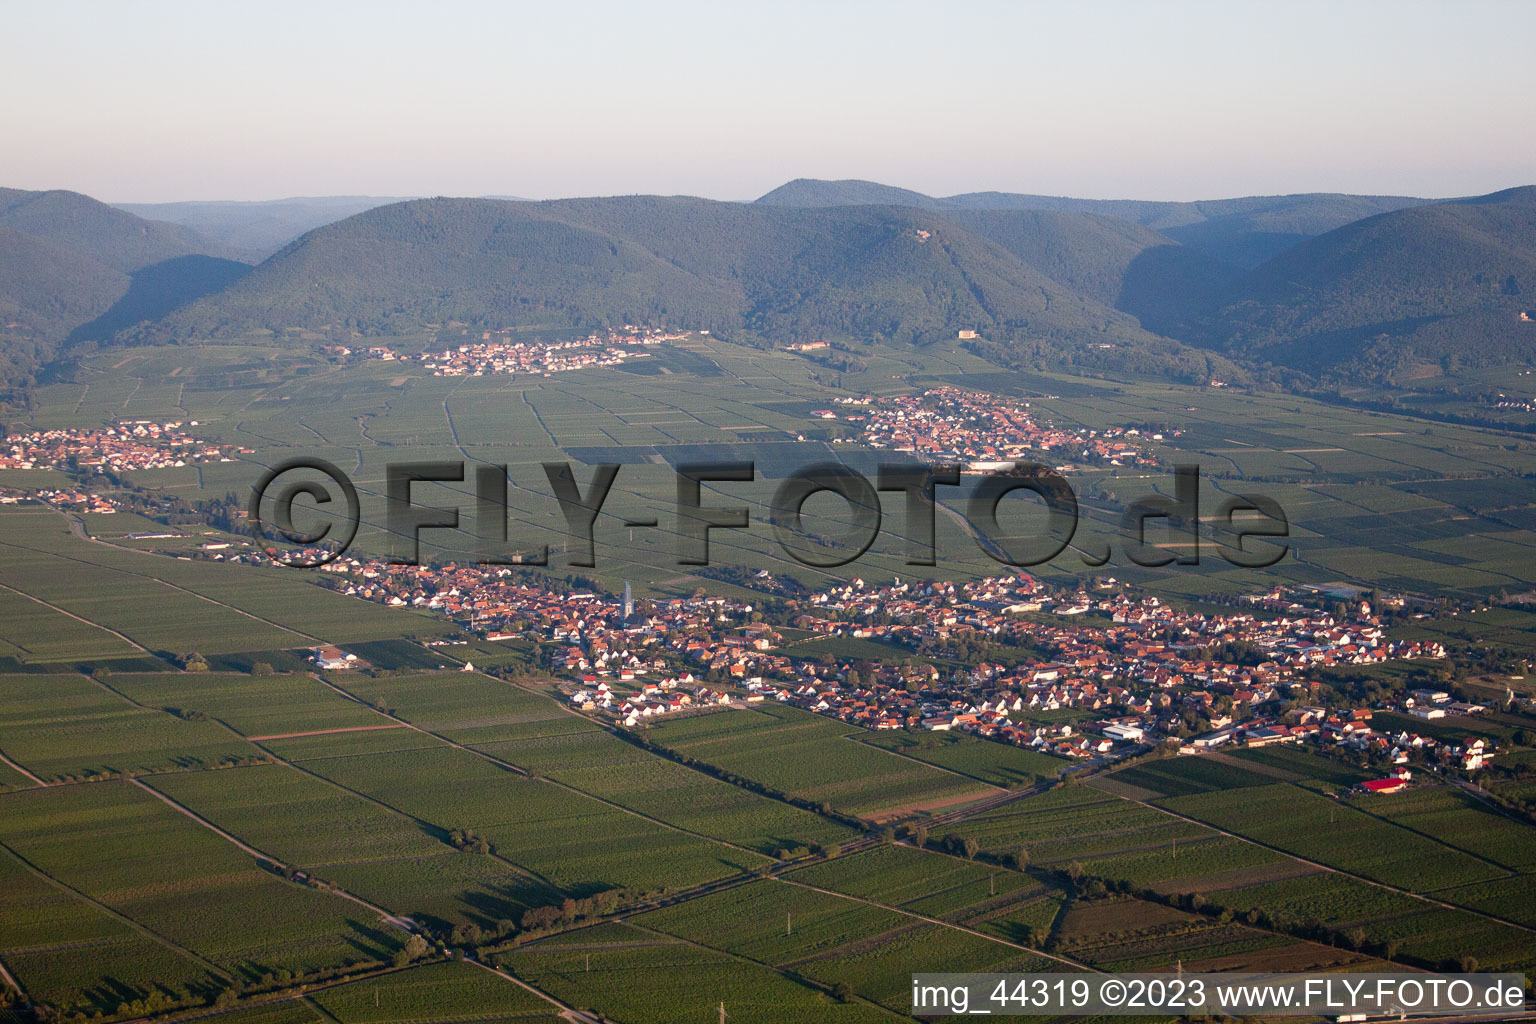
128, 777, 417, 932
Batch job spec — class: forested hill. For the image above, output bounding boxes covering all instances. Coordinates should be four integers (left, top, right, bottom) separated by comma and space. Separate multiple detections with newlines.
0, 188, 234, 272
137, 195, 1235, 380
755, 179, 1432, 268
9, 182, 1536, 392
0, 189, 250, 385
1193, 185, 1536, 380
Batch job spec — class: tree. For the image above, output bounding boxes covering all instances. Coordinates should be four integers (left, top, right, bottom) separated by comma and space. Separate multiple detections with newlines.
1014, 846, 1030, 870
912, 825, 929, 848
831, 981, 854, 1003
1346, 927, 1366, 951
251, 661, 275, 676
961, 837, 980, 860
402, 934, 430, 961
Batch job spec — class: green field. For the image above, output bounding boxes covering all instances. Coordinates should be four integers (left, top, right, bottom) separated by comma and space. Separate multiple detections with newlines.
145, 765, 559, 930
311, 960, 553, 1023
859, 732, 1065, 786
103, 671, 385, 738
642, 704, 995, 818
784, 844, 1039, 919
323, 672, 859, 854
1161, 782, 1511, 891
503, 923, 895, 1024
636, 879, 909, 965
0, 673, 257, 780
261, 734, 766, 895
0, 783, 403, 986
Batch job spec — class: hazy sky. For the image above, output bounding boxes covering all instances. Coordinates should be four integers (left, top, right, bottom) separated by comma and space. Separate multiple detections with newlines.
4, 0, 1533, 203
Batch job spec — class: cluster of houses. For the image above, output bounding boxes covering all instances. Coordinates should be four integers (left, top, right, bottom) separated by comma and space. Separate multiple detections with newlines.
7, 487, 124, 513
0, 421, 238, 472
408, 328, 684, 378
1191, 697, 1498, 774
564, 675, 737, 726
815, 387, 1167, 469
237, 545, 1465, 774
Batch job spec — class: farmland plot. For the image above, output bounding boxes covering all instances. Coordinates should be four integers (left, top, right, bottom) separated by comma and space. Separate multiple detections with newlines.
0, 585, 142, 662
103, 672, 383, 738
0, 848, 221, 1015
785, 844, 1038, 919
644, 704, 993, 818
260, 739, 764, 894
0, 783, 401, 977
860, 731, 1065, 786
324, 674, 857, 854
955, 786, 1216, 866
635, 879, 908, 964
311, 959, 552, 1023
793, 924, 1048, 1014
503, 924, 893, 1024
1346, 785, 1536, 871
0, 674, 256, 781
146, 764, 560, 928
1161, 783, 1509, 891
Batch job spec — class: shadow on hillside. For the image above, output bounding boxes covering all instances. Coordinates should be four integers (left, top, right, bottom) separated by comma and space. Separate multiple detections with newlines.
66, 254, 252, 343
1115, 243, 1239, 335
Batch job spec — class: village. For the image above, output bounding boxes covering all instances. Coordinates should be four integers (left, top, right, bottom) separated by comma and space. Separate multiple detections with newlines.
196, 532, 1502, 788
817, 386, 1170, 469
0, 421, 238, 472
358, 327, 689, 378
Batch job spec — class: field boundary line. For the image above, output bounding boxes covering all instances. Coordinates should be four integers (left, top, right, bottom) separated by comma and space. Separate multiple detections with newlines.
171, 677, 564, 895
615, 917, 911, 1021
130, 776, 416, 931
769, 873, 1097, 972
245, 724, 408, 741
463, 959, 603, 1024
1339, 782, 1522, 879
0, 834, 231, 981
0, 580, 148, 653
0, 952, 27, 1004
1, 524, 320, 647
844, 731, 1008, 792
0, 747, 47, 787
1105, 789, 1536, 936
317, 673, 775, 863
244, 748, 568, 899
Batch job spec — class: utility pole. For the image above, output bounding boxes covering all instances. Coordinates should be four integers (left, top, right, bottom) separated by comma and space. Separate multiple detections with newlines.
786, 911, 792, 937
718, 1002, 727, 1024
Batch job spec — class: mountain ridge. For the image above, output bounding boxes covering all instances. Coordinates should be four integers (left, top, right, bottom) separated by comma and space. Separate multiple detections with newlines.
755, 178, 1435, 267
